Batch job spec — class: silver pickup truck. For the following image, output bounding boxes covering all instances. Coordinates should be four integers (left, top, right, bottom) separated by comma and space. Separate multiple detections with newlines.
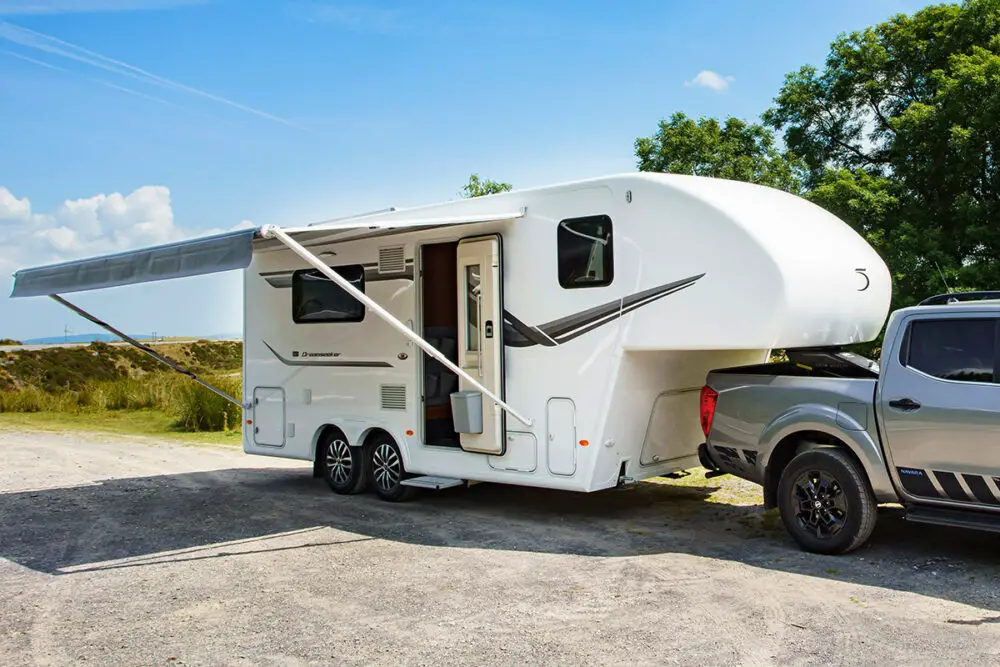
698, 291, 1000, 554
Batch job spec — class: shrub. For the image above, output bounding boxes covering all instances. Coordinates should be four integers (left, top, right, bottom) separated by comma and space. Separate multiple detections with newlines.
172, 374, 243, 432
0, 339, 21, 346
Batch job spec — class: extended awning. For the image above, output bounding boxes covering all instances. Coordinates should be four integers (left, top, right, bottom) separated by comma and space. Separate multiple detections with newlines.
7, 208, 533, 425
9, 209, 525, 299
10, 228, 259, 299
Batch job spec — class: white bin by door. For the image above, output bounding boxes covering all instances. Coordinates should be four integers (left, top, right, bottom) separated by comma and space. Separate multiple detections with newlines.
546, 398, 576, 476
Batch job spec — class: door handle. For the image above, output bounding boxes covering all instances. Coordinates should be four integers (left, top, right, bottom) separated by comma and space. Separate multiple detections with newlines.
889, 398, 921, 411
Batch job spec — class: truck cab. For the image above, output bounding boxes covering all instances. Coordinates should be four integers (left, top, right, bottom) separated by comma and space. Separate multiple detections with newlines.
700, 292, 1000, 554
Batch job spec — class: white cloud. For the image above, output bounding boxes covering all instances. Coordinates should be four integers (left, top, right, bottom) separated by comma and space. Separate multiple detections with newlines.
684, 70, 735, 92
0, 184, 213, 273
0, 185, 31, 221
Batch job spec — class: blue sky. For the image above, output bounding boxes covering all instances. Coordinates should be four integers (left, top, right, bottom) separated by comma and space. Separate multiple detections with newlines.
1, 0, 929, 340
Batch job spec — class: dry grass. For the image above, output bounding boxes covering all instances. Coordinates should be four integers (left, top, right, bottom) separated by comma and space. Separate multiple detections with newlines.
0, 341, 243, 433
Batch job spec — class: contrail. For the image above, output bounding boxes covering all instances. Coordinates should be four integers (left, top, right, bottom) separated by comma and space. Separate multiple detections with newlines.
0, 20, 300, 128
2, 47, 65, 71
2, 47, 213, 116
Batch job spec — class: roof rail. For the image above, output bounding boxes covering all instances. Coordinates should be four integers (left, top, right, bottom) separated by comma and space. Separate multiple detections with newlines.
918, 291, 1000, 306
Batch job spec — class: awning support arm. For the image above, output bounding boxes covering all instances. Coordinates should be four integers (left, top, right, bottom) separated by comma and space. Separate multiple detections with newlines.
49, 294, 245, 410
260, 225, 534, 428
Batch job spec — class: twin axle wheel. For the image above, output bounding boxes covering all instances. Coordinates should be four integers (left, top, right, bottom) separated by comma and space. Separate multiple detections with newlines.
320, 432, 416, 502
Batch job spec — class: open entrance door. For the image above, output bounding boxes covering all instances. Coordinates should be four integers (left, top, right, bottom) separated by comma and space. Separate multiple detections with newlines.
456, 236, 504, 454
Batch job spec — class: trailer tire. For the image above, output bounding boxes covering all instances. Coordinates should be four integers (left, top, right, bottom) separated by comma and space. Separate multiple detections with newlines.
367, 436, 417, 502
777, 448, 876, 555
319, 430, 368, 495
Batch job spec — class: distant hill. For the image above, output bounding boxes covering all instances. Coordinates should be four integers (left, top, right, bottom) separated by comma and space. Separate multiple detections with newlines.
21, 332, 242, 345
23, 334, 149, 345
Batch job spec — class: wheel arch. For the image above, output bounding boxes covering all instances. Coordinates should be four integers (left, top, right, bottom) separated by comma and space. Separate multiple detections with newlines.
759, 409, 898, 508
311, 423, 350, 478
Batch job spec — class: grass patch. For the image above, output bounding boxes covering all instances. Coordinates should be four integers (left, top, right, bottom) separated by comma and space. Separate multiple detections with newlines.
651, 468, 764, 506
0, 410, 243, 446
0, 341, 245, 435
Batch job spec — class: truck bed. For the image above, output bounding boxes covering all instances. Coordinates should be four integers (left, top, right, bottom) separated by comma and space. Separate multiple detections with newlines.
701, 349, 880, 486
711, 348, 880, 380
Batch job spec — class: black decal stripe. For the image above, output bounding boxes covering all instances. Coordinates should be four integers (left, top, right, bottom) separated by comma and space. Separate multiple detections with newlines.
934, 471, 970, 502
897, 467, 940, 498
536, 274, 701, 341
546, 279, 699, 345
263, 342, 393, 367
502, 274, 704, 348
503, 311, 558, 347
963, 474, 1000, 505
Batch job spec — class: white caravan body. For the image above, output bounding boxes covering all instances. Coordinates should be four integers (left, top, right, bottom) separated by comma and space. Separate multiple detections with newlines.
9, 173, 892, 494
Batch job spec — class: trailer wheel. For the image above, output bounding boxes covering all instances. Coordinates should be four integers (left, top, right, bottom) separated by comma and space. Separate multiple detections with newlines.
368, 436, 416, 502
777, 448, 877, 555
320, 431, 368, 495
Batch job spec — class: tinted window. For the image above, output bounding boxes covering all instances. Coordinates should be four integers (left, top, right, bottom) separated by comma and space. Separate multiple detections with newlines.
557, 215, 613, 288
292, 265, 365, 323
904, 318, 997, 383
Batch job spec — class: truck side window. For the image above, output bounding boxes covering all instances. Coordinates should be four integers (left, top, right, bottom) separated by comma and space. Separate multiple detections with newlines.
291, 265, 366, 323
557, 215, 614, 288
903, 318, 997, 384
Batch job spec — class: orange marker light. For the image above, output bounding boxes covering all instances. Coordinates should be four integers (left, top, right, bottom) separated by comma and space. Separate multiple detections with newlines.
579, 439, 589, 447
406, 430, 414, 436
246, 420, 252, 425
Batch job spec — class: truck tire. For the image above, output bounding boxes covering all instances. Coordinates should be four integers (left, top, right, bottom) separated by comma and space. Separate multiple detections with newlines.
776, 448, 877, 555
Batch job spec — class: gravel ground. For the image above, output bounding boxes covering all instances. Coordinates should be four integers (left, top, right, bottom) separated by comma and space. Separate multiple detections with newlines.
1, 429, 999, 666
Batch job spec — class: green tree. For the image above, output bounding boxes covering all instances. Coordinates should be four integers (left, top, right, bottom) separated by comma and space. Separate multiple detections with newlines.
764, 0, 1000, 305
634, 111, 804, 193
461, 174, 512, 198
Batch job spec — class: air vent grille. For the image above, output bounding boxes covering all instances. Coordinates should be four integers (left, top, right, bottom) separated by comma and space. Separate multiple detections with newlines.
378, 246, 406, 274
380, 384, 406, 410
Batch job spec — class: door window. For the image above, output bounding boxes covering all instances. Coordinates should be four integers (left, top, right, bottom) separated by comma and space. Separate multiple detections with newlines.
465, 264, 481, 353
902, 318, 998, 384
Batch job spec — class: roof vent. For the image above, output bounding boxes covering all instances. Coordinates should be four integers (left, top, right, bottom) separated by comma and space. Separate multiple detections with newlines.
378, 246, 405, 274
380, 384, 406, 411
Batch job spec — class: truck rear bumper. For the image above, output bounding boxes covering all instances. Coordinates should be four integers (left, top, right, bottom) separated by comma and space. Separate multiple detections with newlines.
699, 441, 764, 485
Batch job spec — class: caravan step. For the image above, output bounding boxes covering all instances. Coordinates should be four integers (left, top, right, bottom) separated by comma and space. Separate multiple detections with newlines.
904, 505, 1000, 534
401, 476, 465, 490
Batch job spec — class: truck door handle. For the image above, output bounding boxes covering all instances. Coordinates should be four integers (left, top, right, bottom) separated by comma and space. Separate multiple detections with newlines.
889, 398, 921, 411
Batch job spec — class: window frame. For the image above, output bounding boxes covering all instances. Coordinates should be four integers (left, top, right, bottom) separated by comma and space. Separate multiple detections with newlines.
897, 315, 1000, 385
556, 214, 614, 290
291, 264, 366, 325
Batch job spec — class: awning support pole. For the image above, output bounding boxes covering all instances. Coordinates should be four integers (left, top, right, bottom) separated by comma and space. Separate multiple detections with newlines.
49, 294, 246, 409
260, 224, 534, 428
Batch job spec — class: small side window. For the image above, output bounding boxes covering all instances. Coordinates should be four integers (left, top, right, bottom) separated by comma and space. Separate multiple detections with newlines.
291, 265, 365, 324
904, 318, 998, 384
557, 214, 613, 289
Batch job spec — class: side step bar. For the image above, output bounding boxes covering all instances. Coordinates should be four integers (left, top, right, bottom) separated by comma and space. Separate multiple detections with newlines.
401, 476, 465, 490
904, 505, 1000, 534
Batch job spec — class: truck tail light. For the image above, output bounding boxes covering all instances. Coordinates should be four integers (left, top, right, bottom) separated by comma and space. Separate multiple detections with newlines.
700, 385, 718, 437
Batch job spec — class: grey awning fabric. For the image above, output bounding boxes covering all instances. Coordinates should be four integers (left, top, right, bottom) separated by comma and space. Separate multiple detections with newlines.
9, 228, 258, 298
9, 209, 526, 299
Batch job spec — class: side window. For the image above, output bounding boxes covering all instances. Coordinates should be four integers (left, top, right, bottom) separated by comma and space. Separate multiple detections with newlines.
557, 214, 613, 288
291, 265, 365, 323
902, 318, 998, 384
